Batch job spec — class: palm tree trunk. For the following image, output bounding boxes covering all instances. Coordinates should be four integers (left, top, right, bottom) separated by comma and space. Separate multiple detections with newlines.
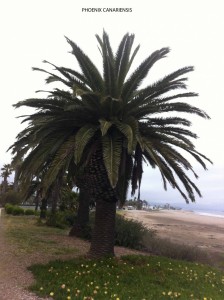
40, 197, 47, 219
2, 178, 8, 194
13, 168, 19, 192
50, 175, 62, 215
89, 198, 116, 258
51, 186, 58, 215
34, 191, 40, 211
69, 188, 90, 237
85, 146, 118, 258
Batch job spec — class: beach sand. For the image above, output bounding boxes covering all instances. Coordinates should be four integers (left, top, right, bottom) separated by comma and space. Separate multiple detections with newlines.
123, 209, 224, 266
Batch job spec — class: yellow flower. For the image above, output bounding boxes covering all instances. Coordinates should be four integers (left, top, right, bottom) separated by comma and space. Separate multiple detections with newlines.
39, 287, 43, 290
67, 297, 71, 300
61, 284, 66, 289
49, 292, 54, 296
67, 288, 71, 292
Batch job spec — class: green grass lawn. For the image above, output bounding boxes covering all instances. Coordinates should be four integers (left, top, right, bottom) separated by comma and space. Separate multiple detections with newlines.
3, 214, 224, 299
29, 255, 224, 300
4, 215, 79, 256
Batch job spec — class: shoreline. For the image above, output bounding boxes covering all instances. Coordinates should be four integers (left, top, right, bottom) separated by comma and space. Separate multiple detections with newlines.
123, 209, 224, 265
193, 210, 224, 219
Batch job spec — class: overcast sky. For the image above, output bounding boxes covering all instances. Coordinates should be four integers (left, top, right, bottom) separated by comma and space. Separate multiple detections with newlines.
0, 0, 223, 211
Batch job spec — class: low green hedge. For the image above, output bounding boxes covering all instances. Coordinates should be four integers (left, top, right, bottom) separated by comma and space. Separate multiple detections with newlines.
4, 203, 37, 216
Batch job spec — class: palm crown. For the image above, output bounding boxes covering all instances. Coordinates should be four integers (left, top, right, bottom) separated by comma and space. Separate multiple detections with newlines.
10, 31, 211, 204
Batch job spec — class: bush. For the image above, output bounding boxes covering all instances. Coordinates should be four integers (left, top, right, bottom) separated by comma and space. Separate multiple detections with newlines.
46, 211, 76, 229
4, 203, 14, 214
11, 206, 24, 215
24, 209, 35, 216
5, 204, 38, 216
69, 213, 155, 250
142, 234, 210, 263
5, 203, 24, 215
115, 214, 155, 249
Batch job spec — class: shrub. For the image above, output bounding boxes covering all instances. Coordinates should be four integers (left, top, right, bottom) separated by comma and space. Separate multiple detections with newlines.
69, 213, 155, 250
4, 204, 24, 215
11, 206, 25, 215
4, 203, 14, 214
115, 214, 155, 249
142, 234, 210, 263
46, 211, 76, 229
24, 209, 35, 216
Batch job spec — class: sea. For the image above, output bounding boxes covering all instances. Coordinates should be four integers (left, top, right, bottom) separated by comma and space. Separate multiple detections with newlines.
192, 210, 224, 219
149, 202, 224, 219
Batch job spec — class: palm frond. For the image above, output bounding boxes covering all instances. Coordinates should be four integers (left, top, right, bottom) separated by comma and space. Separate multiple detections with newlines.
32, 67, 72, 88
96, 31, 116, 96
115, 117, 138, 153
122, 47, 170, 102
115, 33, 139, 93
65, 36, 104, 92
102, 133, 122, 188
74, 124, 99, 164
131, 144, 143, 199
42, 135, 77, 190
99, 119, 112, 136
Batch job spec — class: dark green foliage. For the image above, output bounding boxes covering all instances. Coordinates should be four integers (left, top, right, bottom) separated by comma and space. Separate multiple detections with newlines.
59, 190, 79, 211
46, 210, 155, 249
5, 203, 38, 216
4, 203, 14, 214
46, 211, 76, 229
10, 31, 212, 206
5, 203, 25, 215
1, 190, 22, 206
68, 212, 155, 249
115, 214, 155, 249
11, 206, 25, 215
24, 209, 36, 216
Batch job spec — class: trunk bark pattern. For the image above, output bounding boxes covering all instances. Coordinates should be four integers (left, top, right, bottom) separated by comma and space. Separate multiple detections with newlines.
85, 146, 118, 258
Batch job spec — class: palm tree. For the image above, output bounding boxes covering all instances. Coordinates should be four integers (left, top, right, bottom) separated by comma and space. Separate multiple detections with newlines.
0, 164, 13, 194
9, 31, 211, 258
10, 158, 23, 192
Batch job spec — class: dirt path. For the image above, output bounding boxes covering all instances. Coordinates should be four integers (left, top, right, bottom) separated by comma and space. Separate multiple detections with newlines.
0, 208, 49, 300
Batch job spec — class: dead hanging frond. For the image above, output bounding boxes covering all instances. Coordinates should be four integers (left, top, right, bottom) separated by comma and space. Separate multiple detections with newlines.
131, 143, 143, 200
